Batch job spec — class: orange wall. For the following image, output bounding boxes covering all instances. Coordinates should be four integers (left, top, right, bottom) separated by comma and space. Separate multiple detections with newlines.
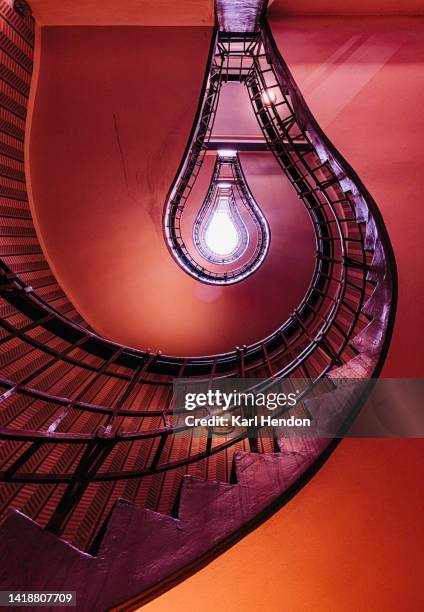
29, 1, 214, 26
142, 16, 424, 612
28, 26, 315, 356
144, 440, 424, 612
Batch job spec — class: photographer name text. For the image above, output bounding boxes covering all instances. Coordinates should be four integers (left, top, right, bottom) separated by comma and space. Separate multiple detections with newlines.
184, 415, 311, 428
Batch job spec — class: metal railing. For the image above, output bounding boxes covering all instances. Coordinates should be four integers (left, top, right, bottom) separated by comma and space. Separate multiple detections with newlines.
0, 6, 396, 551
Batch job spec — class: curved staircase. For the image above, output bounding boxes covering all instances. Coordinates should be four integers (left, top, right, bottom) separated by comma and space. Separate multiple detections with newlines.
0, 1, 396, 609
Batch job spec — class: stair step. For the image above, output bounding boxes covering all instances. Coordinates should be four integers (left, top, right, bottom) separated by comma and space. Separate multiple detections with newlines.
367, 240, 388, 283
350, 318, 386, 354
362, 276, 392, 323
365, 216, 377, 250
303, 381, 368, 436
0, 444, 330, 610
0, 509, 93, 596
329, 352, 376, 379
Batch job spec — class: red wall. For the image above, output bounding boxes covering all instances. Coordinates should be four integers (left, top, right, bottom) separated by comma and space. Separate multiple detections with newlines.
28, 26, 315, 356
29, 0, 215, 26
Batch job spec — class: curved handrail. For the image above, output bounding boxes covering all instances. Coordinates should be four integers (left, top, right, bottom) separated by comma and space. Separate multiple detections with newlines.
0, 7, 396, 550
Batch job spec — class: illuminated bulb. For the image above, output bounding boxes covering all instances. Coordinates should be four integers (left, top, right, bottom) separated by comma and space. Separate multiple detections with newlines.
261, 88, 277, 106
204, 198, 239, 257
217, 149, 237, 158
218, 182, 232, 189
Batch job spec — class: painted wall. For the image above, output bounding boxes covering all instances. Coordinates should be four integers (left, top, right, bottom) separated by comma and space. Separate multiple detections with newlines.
143, 15, 424, 612
28, 26, 315, 356
26, 0, 424, 25
268, 0, 424, 16
28, 0, 214, 26
144, 439, 424, 612
271, 17, 424, 378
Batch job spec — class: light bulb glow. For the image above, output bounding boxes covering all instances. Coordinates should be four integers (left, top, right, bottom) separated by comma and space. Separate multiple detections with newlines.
261, 88, 277, 106
176, 151, 270, 282
204, 200, 239, 257
217, 149, 237, 158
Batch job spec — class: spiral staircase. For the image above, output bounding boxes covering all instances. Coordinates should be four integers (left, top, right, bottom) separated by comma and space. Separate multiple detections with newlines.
0, 1, 396, 609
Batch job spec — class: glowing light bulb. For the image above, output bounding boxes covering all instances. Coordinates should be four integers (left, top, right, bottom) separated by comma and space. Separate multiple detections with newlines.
188, 155, 269, 278
217, 149, 237, 158
204, 198, 239, 257
261, 88, 277, 106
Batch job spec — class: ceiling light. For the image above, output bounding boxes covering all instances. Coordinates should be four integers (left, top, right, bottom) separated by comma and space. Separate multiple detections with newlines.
217, 149, 237, 158
261, 88, 277, 106
204, 204, 239, 257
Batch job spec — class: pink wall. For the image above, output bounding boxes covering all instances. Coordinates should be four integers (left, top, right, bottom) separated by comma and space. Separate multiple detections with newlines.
270, 16, 424, 377
212, 82, 263, 138
28, 26, 315, 356
269, 0, 424, 16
